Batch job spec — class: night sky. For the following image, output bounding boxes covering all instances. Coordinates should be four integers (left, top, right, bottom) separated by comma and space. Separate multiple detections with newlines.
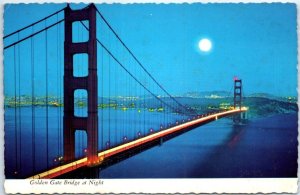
4, 3, 297, 97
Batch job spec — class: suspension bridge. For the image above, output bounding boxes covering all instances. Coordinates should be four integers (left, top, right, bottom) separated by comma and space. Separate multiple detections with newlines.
4, 4, 247, 179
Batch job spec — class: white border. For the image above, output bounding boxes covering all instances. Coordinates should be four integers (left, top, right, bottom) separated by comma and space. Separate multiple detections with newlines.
4, 178, 299, 193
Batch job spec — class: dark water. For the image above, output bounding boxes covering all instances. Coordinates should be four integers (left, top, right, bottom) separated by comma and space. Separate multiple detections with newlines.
99, 113, 298, 178
4, 107, 298, 178
4, 106, 187, 178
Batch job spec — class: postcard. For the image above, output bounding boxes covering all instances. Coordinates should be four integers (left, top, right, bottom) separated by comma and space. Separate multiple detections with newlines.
2, 0, 298, 193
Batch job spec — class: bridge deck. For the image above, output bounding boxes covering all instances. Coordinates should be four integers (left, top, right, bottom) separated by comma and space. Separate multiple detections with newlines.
27, 108, 247, 179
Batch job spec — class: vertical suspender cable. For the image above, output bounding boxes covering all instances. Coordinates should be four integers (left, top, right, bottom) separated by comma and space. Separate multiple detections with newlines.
127, 46, 130, 140
45, 21, 49, 169
56, 13, 60, 162
108, 47, 111, 147
101, 39, 104, 151
58, 20, 62, 160
126, 47, 129, 140
13, 45, 18, 175
114, 42, 117, 144
108, 31, 111, 147
17, 33, 22, 172
143, 83, 145, 135
114, 45, 116, 145
164, 96, 166, 129
137, 69, 140, 138
132, 49, 135, 139
122, 49, 125, 142
31, 28, 36, 173
99, 18, 105, 150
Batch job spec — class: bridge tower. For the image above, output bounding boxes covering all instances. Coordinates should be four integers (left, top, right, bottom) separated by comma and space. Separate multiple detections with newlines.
234, 79, 242, 109
233, 78, 246, 123
63, 4, 98, 165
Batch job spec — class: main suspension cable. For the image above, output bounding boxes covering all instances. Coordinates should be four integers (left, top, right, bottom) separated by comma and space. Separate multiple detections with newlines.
30, 27, 36, 174
80, 21, 180, 114
3, 7, 65, 39
95, 7, 196, 116
4, 19, 64, 50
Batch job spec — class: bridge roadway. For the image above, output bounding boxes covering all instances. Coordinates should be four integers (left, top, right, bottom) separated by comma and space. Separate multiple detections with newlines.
27, 107, 247, 179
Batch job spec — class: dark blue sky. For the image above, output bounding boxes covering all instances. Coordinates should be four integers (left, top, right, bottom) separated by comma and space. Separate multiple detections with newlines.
4, 3, 297, 97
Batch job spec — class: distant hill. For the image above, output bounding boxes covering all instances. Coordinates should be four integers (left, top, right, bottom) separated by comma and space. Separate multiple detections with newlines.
243, 97, 298, 117
5, 91, 297, 119
162, 95, 298, 118
134, 95, 298, 118
182, 91, 231, 98
248, 92, 276, 98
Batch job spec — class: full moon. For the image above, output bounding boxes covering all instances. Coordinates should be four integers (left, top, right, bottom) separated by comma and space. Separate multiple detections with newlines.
198, 38, 212, 52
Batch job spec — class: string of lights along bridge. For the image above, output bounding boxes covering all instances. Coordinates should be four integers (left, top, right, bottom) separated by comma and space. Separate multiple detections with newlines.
4, 3, 247, 179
